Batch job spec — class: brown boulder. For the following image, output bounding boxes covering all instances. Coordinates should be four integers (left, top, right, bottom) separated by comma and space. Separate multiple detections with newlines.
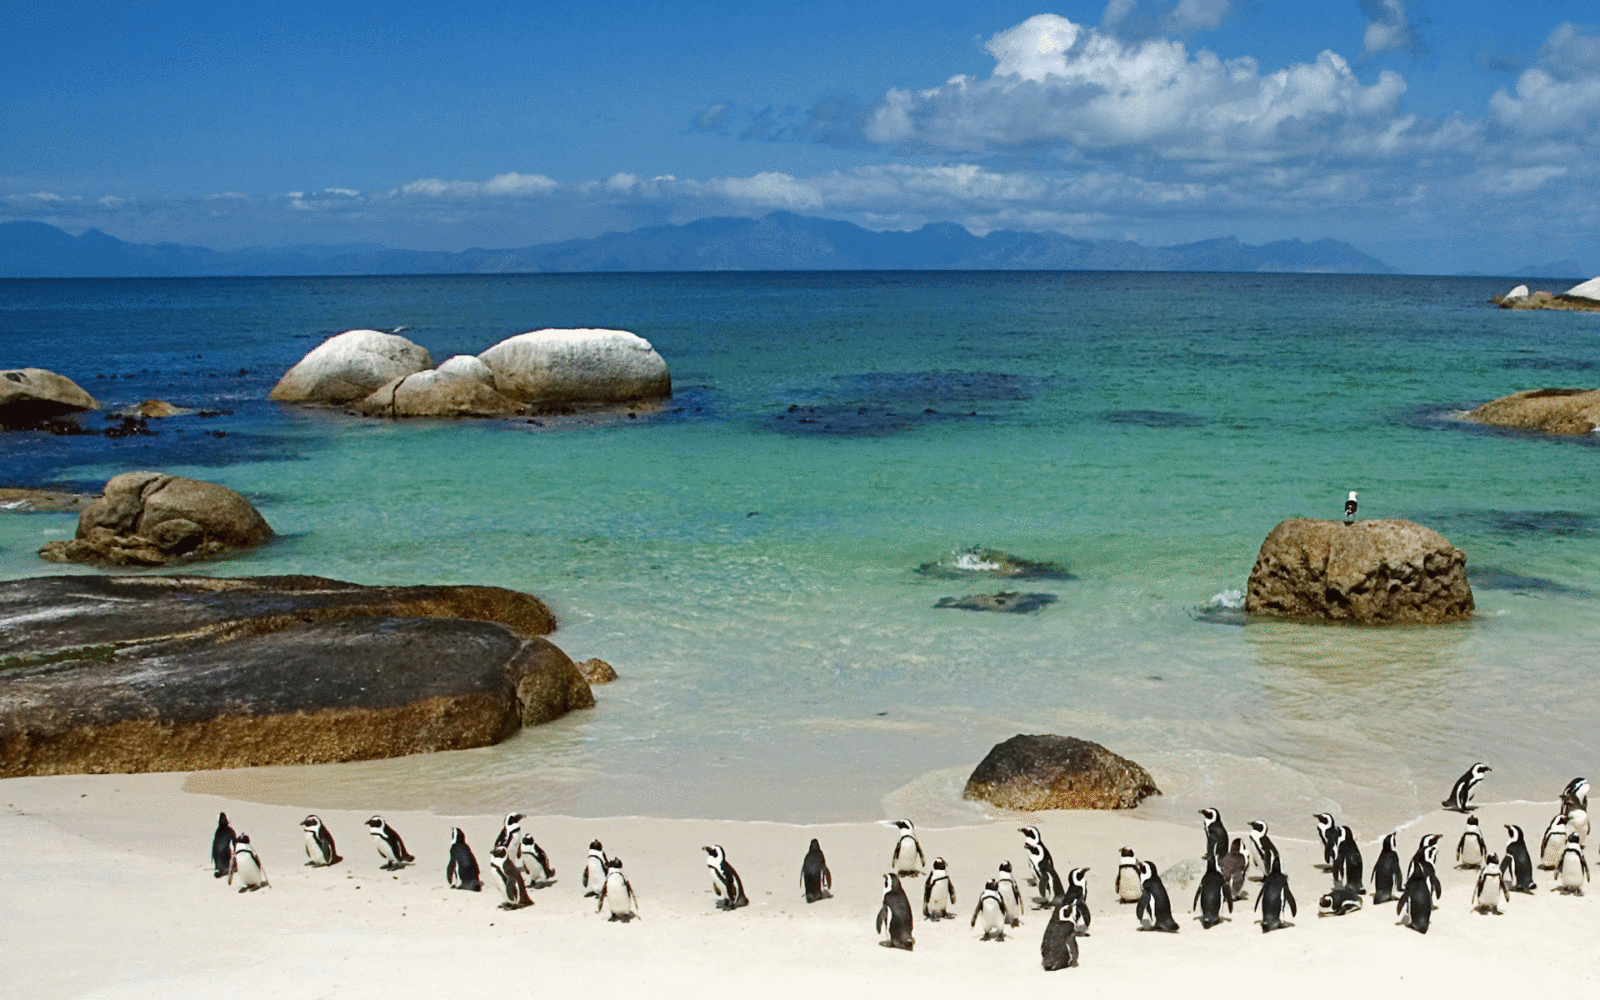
0, 368, 99, 427
38, 471, 274, 566
576, 658, 619, 684
1245, 518, 1473, 624
963, 734, 1160, 810
351, 370, 522, 418
1465, 388, 1600, 436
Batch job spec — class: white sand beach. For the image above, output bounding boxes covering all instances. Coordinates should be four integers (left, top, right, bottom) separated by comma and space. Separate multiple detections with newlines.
2, 771, 1595, 999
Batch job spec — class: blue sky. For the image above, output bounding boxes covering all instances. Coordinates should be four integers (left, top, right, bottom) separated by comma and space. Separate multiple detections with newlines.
3, 0, 1597, 273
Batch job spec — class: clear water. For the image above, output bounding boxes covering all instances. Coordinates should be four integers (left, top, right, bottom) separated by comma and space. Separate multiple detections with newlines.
3, 272, 1598, 832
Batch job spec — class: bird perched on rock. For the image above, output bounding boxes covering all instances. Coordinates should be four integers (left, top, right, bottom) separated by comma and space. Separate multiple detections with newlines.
1344, 491, 1359, 524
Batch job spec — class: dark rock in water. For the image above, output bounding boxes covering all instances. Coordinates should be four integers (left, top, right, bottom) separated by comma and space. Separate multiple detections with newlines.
0, 574, 587, 777
1468, 567, 1596, 599
963, 734, 1161, 810
576, 657, 619, 684
1465, 387, 1600, 435
1245, 518, 1473, 624
0, 489, 96, 514
935, 592, 1058, 614
0, 368, 99, 428
1101, 409, 1205, 428
916, 545, 1074, 580
37, 471, 273, 566
767, 403, 984, 437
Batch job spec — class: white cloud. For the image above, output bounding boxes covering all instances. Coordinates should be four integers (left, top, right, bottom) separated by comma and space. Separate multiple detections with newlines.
1164, 0, 1231, 35
1489, 24, 1600, 138
1359, 0, 1424, 61
400, 172, 559, 198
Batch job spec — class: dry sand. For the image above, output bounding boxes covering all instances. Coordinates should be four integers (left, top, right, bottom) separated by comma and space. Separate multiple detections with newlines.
1, 771, 1595, 998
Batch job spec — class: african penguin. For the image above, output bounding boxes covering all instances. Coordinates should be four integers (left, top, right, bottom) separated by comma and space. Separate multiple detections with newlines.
1135, 860, 1179, 932
1471, 852, 1509, 913
446, 827, 482, 891
1503, 825, 1538, 893
300, 815, 341, 867
1397, 869, 1434, 934
598, 857, 639, 921
1561, 778, 1590, 844
493, 812, 524, 855
877, 873, 915, 950
704, 844, 749, 911
1198, 807, 1228, 861
1331, 825, 1364, 894
519, 832, 554, 887
1372, 831, 1404, 904
1318, 887, 1362, 916
1245, 820, 1278, 880
1407, 838, 1444, 901
1115, 847, 1143, 903
971, 879, 1007, 941
1456, 814, 1487, 869
1061, 867, 1091, 935
922, 857, 956, 921
1255, 855, 1296, 933
1344, 490, 1358, 523
1019, 825, 1054, 887
1040, 903, 1079, 970
1408, 833, 1442, 882
1555, 832, 1589, 894
582, 839, 609, 897
228, 833, 269, 892
365, 816, 414, 870
1193, 851, 1230, 929
995, 860, 1024, 925
1442, 762, 1491, 812
801, 838, 832, 903
1221, 838, 1249, 901
1031, 851, 1066, 909
890, 819, 925, 877
211, 811, 236, 878
492, 852, 533, 910
1539, 814, 1569, 870
1313, 813, 1339, 870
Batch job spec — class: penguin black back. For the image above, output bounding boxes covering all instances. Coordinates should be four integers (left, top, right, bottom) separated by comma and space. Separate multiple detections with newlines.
1332, 826, 1364, 893
1503, 825, 1537, 892
1135, 860, 1179, 932
1372, 831, 1403, 904
1255, 856, 1296, 933
211, 812, 236, 878
1193, 852, 1230, 928
447, 827, 482, 892
877, 873, 915, 950
1040, 903, 1079, 970
801, 838, 832, 903
1397, 871, 1433, 933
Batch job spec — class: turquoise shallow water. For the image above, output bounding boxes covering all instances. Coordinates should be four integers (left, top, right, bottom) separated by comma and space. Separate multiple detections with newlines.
2, 272, 1598, 831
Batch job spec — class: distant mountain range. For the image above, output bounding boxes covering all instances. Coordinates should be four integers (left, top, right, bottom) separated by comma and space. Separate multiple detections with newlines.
0, 213, 1399, 278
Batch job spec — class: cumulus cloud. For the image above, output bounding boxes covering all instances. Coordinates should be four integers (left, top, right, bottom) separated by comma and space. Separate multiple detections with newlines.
1101, 0, 1236, 41
400, 172, 558, 198
1358, 0, 1427, 62
1488, 23, 1600, 138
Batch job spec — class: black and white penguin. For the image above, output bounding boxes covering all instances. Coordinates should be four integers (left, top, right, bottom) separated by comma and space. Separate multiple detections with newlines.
704, 844, 749, 911
1397, 869, 1434, 934
877, 873, 915, 951
1555, 832, 1589, 895
519, 832, 554, 887
1039, 903, 1079, 970
801, 838, 832, 903
1312, 813, 1339, 870
890, 819, 925, 877
300, 815, 341, 867
1019, 825, 1054, 887
1503, 825, 1538, 893
1560, 778, 1590, 844
1442, 762, 1491, 812
597, 856, 639, 921
922, 857, 956, 920
971, 879, 1007, 941
1372, 831, 1404, 904
1198, 808, 1228, 861
1193, 852, 1230, 929
1220, 839, 1249, 901
1318, 887, 1362, 915
1061, 867, 1091, 935
1539, 813, 1569, 870
995, 860, 1024, 925
1255, 855, 1296, 933
1471, 852, 1509, 913
211, 812, 236, 878
492, 852, 533, 910
1456, 814, 1487, 869
1115, 847, 1143, 903
1332, 825, 1364, 893
228, 833, 269, 892
1245, 820, 1278, 880
365, 816, 414, 870
1032, 852, 1066, 909
1407, 836, 1444, 900
446, 827, 482, 891
493, 812, 524, 854
1135, 860, 1179, 932
1344, 491, 1359, 524
582, 839, 609, 897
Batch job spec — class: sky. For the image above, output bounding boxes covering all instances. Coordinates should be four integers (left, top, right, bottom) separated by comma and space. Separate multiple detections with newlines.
3, 0, 1598, 274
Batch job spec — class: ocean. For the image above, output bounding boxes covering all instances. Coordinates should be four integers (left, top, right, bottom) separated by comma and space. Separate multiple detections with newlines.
2, 271, 1597, 836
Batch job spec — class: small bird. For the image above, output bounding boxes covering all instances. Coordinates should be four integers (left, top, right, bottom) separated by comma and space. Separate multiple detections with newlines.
1555, 832, 1589, 894
704, 844, 749, 911
1220, 838, 1249, 901
1539, 814, 1569, 870
1198, 808, 1228, 861
1318, 887, 1362, 915
1456, 815, 1487, 869
300, 815, 341, 867
890, 820, 925, 877
801, 838, 832, 903
211, 812, 236, 878
995, 860, 1024, 925
1039, 904, 1079, 970
1115, 847, 1143, 903
1332, 825, 1364, 893
492, 852, 533, 910
923, 857, 957, 920
1344, 491, 1359, 524
1255, 855, 1296, 933
1312, 813, 1339, 870
971, 879, 1007, 941
1061, 867, 1091, 935
877, 873, 915, 951
1193, 852, 1231, 929
1245, 820, 1278, 881
365, 816, 414, 870
1471, 852, 1509, 913
228, 833, 269, 892
582, 839, 609, 897
1442, 763, 1491, 812
1503, 825, 1538, 892
519, 832, 554, 887
1372, 831, 1404, 904
1136, 860, 1179, 932
597, 856, 639, 921
446, 827, 482, 891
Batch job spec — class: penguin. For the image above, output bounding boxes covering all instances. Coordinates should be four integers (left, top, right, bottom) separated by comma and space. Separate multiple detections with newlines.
995, 860, 1024, 925
1344, 490, 1358, 524
1372, 831, 1404, 904
890, 819, 925, 877
971, 879, 1007, 941
1560, 778, 1590, 844
1031, 852, 1066, 909
1061, 867, 1091, 935
801, 838, 832, 903
1039, 903, 1079, 970
1555, 832, 1589, 894
1331, 825, 1364, 893
923, 857, 956, 921
704, 844, 749, 911
1135, 860, 1179, 932
1442, 762, 1491, 812
493, 812, 524, 854
300, 815, 341, 867
1318, 887, 1362, 915
1538, 814, 1569, 870
1456, 814, 1487, 869
446, 827, 482, 891
1407, 838, 1444, 901
1471, 852, 1509, 913
211, 812, 236, 878
365, 816, 414, 870
1397, 869, 1434, 933
1503, 825, 1538, 893
1198, 808, 1228, 861
877, 873, 915, 951
582, 839, 609, 897
519, 832, 554, 887
1193, 852, 1230, 928
1245, 820, 1278, 881
1019, 825, 1054, 887
227, 833, 269, 892
1312, 813, 1339, 870
1115, 847, 1143, 903
1255, 855, 1296, 933
1220, 838, 1249, 901
492, 851, 533, 910
597, 856, 639, 921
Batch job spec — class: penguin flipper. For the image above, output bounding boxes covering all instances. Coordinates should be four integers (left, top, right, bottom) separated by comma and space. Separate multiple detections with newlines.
1285, 885, 1297, 918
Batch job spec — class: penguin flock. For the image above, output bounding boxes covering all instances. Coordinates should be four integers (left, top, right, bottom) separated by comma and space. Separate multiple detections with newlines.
204, 769, 1592, 970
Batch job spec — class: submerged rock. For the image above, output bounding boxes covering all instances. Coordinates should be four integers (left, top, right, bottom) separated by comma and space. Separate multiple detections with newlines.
1465, 387, 1600, 436
479, 328, 671, 407
916, 545, 1074, 580
38, 471, 273, 566
0, 574, 586, 776
115, 399, 190, 419
270, 329, 435, 404
963, 734, 1161, 810
934, 592, 1058, 614
0, 368, 99, 428
1245, 518, 1474, 624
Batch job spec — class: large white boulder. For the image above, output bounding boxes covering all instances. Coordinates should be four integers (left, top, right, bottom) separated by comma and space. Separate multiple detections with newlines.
270, 330, 434, 404
1504, 284, 1529, 300
1562, 276, 1600, 301
351, 370, 521, 418
435, 354, 495, 385
478, 329, 671, 405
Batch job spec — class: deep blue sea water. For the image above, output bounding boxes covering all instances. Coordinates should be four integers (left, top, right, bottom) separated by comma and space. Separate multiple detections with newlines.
3, 272, 1598, 832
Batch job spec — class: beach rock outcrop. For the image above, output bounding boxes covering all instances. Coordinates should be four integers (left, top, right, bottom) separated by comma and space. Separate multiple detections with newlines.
270, 329, 434, 404
115, 399, 189, 419
37, 471, 274, 566
351, 370, 522, 418
1565, 276, 1600, 301
1465, 388, 1600, 436
576, 658, 619, 684
1245, 518, 1473, 624
934, 592, 1058, 614
1503, 284, 1529, 301
436, 354, 496, 384
0, 368, 99, 428
478, 329, 671, 407
915, 545, 1074, 580
963, 734, 1160, 810
0, 574, 587, 776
